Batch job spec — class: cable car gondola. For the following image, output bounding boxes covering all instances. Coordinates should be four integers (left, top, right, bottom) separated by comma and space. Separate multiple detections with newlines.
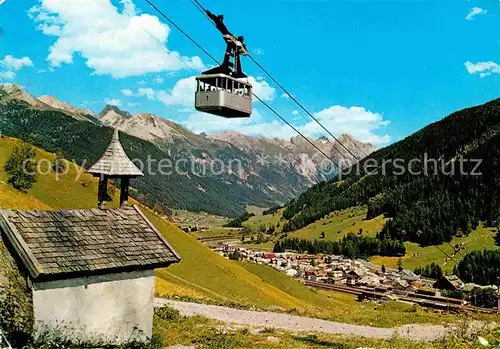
195, 11, 252, 118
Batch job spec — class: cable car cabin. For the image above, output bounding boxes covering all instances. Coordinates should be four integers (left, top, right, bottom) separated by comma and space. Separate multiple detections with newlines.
195, 74, 252, 118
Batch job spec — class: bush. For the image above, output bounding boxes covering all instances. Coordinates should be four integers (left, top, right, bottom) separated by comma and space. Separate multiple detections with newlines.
469, 287, 498, 309
154, 306, 181, 321
200, 332, 240, 349
0, 271, 33, 347
22, 326, 163, 349
5, 140, 37, 190
52, 151, 67, 175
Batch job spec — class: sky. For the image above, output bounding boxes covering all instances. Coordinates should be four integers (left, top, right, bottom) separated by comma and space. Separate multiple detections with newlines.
0, 0, 498, 146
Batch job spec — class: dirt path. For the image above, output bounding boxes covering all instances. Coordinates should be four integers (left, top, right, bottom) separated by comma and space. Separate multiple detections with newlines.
155, 298, 453, 342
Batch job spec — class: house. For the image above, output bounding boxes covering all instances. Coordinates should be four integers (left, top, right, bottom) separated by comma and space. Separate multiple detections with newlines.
0, 206, 180, 343
399, 269, 419, 282
330, 270, 344, 279
0, 129, 180, 344
434, 275, 464, 291
348, 269, 364, 279
359, 275, 381, 287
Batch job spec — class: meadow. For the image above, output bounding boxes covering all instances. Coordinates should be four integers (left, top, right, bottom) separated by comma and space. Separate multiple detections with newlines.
1, 136, 497, 334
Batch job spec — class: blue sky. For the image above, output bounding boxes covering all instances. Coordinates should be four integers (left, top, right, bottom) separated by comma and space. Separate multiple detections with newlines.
0, 0, 498, 146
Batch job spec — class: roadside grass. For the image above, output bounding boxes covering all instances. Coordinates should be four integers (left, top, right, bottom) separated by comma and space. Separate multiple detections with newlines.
370, 225, 499, 273
154, 306, 500, 349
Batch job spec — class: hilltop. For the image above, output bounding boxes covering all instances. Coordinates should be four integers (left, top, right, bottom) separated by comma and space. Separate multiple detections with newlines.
0, 84, 375, 216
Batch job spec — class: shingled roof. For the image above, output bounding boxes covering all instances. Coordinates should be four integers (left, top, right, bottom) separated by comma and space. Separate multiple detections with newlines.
0, 206, 180, 280
87, 128, 143, 177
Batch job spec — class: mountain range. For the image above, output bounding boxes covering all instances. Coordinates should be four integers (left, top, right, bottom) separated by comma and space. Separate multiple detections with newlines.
282, 97, 500, 246
0, 84, 375, 216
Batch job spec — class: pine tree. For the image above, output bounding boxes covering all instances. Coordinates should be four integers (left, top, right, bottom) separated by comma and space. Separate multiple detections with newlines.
52, 150, 67, 176
397, 258, 404, 272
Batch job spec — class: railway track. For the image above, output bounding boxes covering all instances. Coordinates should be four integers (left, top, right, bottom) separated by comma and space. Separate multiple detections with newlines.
304, 280, 498, 314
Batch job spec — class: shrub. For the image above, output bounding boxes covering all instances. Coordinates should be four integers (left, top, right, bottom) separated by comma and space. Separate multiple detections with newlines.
5, 140, 37, 190
154, 306, 181, 321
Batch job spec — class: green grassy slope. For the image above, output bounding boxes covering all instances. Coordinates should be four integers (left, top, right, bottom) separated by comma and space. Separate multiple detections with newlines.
371, 226, 499, 273
0, 136, 409, 322
283, 206, 385, 241
2, 136, 495, 328
281, 99, 500, 247
0, 137, 315, 311
0, 137, 111, 209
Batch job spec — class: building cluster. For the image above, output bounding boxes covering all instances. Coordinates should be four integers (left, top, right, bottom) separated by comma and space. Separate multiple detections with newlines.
215, 246, 429, 290
214, 245, 498, 297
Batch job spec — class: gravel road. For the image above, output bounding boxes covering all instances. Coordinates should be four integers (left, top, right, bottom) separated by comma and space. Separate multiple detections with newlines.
155, 298, 453, 342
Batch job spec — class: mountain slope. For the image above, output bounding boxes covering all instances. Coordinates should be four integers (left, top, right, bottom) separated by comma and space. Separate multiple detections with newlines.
0, 84, 50, 109
281, 98, 500, 246
99, 106, 376, 185
37, 95, 95, 122
0, 84, 375, 216
0, 136, 459, 327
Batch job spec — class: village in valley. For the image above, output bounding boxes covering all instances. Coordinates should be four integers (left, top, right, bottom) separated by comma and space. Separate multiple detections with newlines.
170, 203, 500, 314
1, 0, 500, 347
208, 244, 499, 313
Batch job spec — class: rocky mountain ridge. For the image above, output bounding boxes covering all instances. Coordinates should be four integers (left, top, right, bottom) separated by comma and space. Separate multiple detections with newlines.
0, 84, 377, 215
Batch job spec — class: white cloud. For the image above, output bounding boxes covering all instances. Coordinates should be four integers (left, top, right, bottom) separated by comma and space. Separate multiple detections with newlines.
466, 7, 487, 20
248, 76, 275, 101
137, 87, 157, 100
304, 105, 391, 145
0, 71, 16, 80
465, 61, 500, 77
1, 55, 34, 71
182, 104, 391, 145
253, 48, 264, 56
154, 76, 164, 84
128, 101, 140, 107
28, 0, 205, 78
134, 75, 275, 107
138, 80, 146, 85
155, 76, 196, 106
292, 110, 299, 116
0, 55, 34, 79
104, 98, 122, 107
121, 88, 134, 96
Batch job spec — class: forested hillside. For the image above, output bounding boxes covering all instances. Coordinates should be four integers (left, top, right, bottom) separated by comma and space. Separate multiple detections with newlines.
282, 98, 500, 246
0, 83, 374, 217
0, 98, 307, 216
